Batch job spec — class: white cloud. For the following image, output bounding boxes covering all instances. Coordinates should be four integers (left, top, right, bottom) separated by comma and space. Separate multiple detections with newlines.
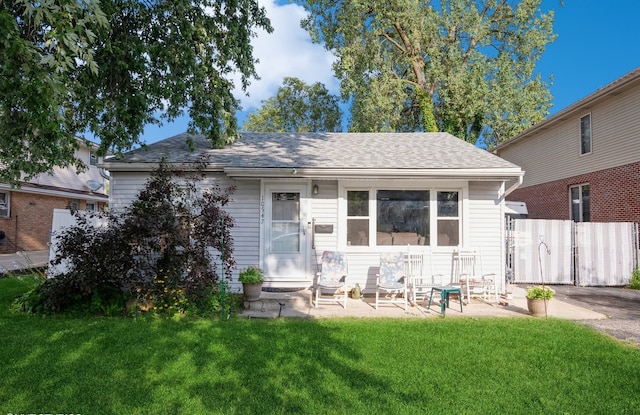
233, 0, 339, 112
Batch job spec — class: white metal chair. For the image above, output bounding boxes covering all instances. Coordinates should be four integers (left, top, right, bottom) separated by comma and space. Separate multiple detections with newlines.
376, 252, 408, 311
314, 251, 348, 308
454, 247, 499, 304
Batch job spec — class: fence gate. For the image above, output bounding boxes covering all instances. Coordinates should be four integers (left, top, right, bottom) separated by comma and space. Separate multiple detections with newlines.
509, 219, 573, 284
575, 222, 638, 286
507, 219, 639, 286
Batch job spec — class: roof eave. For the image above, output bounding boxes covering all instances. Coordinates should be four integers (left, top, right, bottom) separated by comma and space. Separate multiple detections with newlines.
223, 167, 524, 180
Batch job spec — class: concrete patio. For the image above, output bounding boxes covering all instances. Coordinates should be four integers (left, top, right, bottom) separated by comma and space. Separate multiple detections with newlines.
241, 285, 608, 320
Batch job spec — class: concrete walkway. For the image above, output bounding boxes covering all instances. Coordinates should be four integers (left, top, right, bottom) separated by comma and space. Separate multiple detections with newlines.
0, 250, 49, 273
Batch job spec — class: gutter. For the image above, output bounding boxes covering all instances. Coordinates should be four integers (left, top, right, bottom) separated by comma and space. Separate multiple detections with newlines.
503, 175, 523, 198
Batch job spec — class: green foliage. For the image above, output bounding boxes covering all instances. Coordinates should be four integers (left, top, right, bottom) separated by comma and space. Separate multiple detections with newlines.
18, 159, 236, 315
0, 0, 272, 185
629, 267, 640, 289
242, 77, 343, 132
238, 266, 265, 284
526, 285, 555, 300
301, 0, 556, 145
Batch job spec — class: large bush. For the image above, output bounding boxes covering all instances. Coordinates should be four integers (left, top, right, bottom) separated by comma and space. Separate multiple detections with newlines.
23, 158, 236, 315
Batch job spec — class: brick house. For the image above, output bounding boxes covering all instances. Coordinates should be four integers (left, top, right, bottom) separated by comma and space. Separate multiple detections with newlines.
0, 140, 109, 254
494, 66, 640, 223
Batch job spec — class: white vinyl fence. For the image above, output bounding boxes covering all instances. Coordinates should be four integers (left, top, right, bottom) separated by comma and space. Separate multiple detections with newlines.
575, 222, 638, 286
507, 219, 639, 286
48, 208, 106, 276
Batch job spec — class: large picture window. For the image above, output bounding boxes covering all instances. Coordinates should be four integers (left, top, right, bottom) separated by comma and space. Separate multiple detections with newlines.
377, 190, 429, 246
345, 188, 459, 247
570, 184, 590, 222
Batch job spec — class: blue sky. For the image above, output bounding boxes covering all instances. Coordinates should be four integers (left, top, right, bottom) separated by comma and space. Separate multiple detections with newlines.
138, 0, 640, 144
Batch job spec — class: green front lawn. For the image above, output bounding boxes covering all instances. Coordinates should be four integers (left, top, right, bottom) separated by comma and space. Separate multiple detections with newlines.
1, 276, 639, 414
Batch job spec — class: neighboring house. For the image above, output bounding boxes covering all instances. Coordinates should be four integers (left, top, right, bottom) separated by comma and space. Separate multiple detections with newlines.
103, 132, 523, 293
0, 140, 109, 254
494, 66, 640, 223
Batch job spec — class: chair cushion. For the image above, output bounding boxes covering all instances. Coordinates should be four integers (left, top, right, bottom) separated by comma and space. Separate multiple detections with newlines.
379, 252, 405, 287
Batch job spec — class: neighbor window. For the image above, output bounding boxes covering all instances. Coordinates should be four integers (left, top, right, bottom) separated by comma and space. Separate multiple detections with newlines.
345, 188, 459, 247
570, 184, 590, 222
86, 202, 96, 212
90, 150, 98, 166
67, 199, 79, 210
580, 114, 591, 154
0, 192, 9, 218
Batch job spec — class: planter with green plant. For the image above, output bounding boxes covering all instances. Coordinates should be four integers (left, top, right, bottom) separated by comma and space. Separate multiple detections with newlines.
526, 285, 554, 317
239, 266, 264, 302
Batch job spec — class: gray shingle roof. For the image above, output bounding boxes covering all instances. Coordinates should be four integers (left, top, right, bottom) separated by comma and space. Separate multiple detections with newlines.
110, 132, 520, 171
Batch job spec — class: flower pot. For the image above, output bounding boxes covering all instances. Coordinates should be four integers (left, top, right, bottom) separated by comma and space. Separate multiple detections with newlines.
527, 298, 551, 317
242, 283, 263, 302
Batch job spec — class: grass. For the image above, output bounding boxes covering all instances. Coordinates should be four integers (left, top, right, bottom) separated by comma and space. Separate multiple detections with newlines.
1, 276, 640, 414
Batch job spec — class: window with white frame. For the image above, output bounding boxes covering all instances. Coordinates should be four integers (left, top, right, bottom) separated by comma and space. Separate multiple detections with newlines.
580, 114, 591, 154
347, 191, 370, 246
345, 188, 459, 247
90, 150, 98, 166
0, 191, 9, 218
436, 191, 460, 246
570, 184, 590, 222
86, 202, 96, 212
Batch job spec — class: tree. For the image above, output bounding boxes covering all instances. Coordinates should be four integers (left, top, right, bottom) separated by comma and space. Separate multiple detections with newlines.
299, 0, 556, 146
242, 77, 343, 132
0, 0, 272, 185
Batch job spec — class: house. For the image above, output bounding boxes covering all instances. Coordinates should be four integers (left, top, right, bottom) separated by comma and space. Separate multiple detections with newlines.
494, 66, 640, 223
103, 132, 523, 293
0, 140, 109, 254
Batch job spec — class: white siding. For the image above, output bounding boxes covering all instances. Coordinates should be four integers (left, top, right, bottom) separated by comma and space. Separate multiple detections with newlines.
110, 172, 508, 293
220, 178, 260, 288
497, 83, 640, 188
309, 180, 339, 270
109, 172, 147, 210
467, 181, 506, 293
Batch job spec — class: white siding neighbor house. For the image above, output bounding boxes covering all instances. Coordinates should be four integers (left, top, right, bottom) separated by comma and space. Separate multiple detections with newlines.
103, 132, 523, 294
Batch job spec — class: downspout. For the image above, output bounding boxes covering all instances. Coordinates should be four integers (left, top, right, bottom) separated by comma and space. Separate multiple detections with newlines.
503, 175, 523, 199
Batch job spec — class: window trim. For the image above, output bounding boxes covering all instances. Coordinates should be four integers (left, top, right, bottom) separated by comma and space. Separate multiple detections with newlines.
0, 191, 9, 218
339, 180, 466, 251
580, 113, 592, 155
89, 150, 98, 166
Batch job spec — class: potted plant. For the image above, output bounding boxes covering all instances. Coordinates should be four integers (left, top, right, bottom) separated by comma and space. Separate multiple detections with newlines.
239, 266, 264, 302
526, 285, 555, 317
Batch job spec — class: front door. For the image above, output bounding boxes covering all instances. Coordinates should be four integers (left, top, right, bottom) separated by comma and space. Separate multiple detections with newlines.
263, 183, 310, 284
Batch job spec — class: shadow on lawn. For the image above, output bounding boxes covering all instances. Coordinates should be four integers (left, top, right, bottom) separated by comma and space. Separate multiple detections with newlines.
0, 314, 410, 413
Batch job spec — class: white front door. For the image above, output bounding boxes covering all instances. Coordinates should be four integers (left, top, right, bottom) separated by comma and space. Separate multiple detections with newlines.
263, 183, 310, 284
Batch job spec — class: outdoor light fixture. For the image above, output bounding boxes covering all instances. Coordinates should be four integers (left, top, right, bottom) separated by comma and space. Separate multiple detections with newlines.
313, 184, 319, 195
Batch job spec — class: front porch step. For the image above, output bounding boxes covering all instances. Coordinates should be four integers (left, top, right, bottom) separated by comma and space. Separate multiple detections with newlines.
243, 289, 312, 310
